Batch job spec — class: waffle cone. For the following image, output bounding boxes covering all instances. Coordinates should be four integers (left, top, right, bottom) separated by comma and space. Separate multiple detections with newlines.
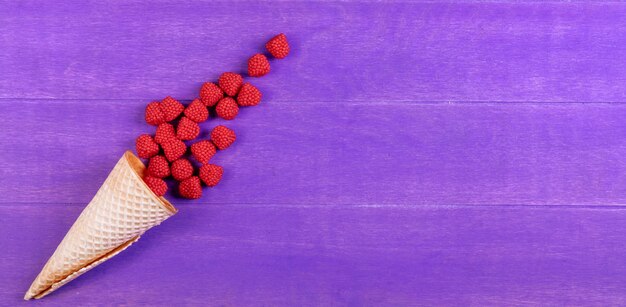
24, 151, 177, 300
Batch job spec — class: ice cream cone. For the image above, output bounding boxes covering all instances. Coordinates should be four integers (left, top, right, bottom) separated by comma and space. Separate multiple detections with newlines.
24, 151, 177, 300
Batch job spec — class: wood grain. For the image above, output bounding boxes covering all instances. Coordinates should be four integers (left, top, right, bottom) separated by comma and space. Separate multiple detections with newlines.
1, 1, 626, 102
2, 0, 626, 305
2, 99, 626, 206
4, 204, 626, 305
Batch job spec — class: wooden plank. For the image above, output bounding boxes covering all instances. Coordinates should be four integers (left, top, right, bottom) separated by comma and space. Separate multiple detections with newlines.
1, 2, 626, 102
5, 204, 626, 305
1, 99, 626, 206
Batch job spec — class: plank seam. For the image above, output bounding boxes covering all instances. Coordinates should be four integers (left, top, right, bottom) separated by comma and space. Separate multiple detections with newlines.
4, 203, 626, 210
3, 98, 626, 106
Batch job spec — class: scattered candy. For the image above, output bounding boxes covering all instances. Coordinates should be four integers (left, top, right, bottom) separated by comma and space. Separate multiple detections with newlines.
144, 176, 168, 196
237, 83, 262, 107
248, 54, 270, 77
266, 33, 290, 59
210, 125, 236, 150
179, 176, 202, 199
171, 158, 194, 182
184, 99, 209, 123
218, 72, 243, 96
162, 138, 187, 162
190, 140, 216, 164
145, 102, 165, 126
155, 123, 177, 145
160, 96, 184, 122
147, 155, 171, 178
215, 97, 239, 120
199, 164, 223, 187
136, 33, 290, 199
136, 134, 160, 159
199, 82, 224, 107
176, 116, 200, 140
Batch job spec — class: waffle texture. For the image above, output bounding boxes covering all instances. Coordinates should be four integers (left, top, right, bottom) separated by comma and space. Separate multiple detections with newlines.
25, 151, 177, 300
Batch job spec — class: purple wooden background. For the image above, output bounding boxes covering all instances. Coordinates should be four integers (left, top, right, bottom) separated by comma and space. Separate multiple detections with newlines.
2, 1, 626, 305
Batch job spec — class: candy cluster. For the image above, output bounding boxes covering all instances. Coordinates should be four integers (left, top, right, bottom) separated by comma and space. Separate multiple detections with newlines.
135, 33, 290, 198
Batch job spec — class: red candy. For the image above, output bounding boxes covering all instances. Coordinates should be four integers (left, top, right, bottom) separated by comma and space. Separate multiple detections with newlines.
184, 99, 209, 123
171, 158, 194, 181
248, 54, 270, 77
136, 134, 160, 159
218, 72, 243, 96
266, 33, 290, 59
139, 33, 290, 199
190, 140, 216, 164
162, 138, 187, 162
145, 102, 165, 126
237, 83, 262, 107
199, 164, 223, 187
215, 97, 239, 120
160, 96, 184, 122
144, 176, 168, 196
155, 123, 176, 145
199, 82, 224, 107
210, 125, 236, 150
176, 116, 200, 140
179, 176, 202, 199
147, 155, 170, 178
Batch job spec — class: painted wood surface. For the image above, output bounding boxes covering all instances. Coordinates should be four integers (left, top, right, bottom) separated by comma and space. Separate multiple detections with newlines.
4, 205, 626, 306
2, 1, 626, 103
2, 0, 626, 306
2, 100, 626, 207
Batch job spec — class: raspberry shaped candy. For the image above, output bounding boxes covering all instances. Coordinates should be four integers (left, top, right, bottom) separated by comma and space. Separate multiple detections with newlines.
190, 140, 216, 164
266, 33, 290, 59
136, 134, 160, 159
176, 116, 200, 140
199, 82, 224, 107
145, 102, 165, 126
218, 72, 243, 96
160, 96, 184, 122
162, 138, 187, 162
179, 176, 202, 199
171, 158, 194, 181
184, 99, 209, 123
147, 155, 170, 178
237, 83, 262, 107
144, 176, 167, 197
199, 164, 223, 187
155, 123, 176, 145
216, 97, 239, 120
248, 54, 270, 77
210, 125, 236, 150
